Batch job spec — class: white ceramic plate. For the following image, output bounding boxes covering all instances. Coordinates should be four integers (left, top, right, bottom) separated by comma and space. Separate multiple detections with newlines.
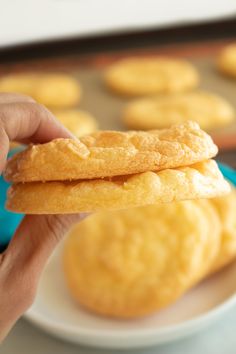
25, 245, 236, 349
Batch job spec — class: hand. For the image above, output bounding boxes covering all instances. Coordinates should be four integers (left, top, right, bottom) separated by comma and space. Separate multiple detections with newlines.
0, 93, 86, 341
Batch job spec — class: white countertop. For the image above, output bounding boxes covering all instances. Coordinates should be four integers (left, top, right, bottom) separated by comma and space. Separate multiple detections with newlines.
0, 0, 236, 48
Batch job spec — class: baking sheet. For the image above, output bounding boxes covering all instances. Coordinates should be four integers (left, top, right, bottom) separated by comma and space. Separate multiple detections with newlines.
0, 39, 236, 150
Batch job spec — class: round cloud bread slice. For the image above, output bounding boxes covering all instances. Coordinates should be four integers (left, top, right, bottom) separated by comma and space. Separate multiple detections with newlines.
63, 200, 220, 318
105, 57, 199, 96
217, 44, 236, 78
6, 160, 230, 214
0, 73, 81, 107
5, 121, 218, 183
123, 91, 235, 131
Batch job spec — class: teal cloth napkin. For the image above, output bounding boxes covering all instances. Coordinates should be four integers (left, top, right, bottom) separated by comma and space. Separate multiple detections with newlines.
0, 148, 24, 249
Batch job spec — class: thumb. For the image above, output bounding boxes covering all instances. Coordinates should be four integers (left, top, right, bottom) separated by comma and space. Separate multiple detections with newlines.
4, 213, 87, 280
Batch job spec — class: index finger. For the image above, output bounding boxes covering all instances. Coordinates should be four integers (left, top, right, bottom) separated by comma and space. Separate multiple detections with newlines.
0, 99, 75, 173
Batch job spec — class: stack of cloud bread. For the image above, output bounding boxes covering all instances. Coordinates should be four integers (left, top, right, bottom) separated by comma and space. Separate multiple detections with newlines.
0, 72, 98, 141
63, 187, 236, 319
4, 121, 230, 214
105, 57, 235, 131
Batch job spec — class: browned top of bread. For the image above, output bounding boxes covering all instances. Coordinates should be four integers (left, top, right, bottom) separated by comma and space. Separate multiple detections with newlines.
4, 121, 218, 182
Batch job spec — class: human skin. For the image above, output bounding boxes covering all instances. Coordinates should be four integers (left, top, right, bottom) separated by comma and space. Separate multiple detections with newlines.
0, 93, 86, 341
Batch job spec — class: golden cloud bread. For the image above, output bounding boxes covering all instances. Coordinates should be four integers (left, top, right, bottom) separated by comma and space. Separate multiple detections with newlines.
6, 160, 230, 214
4, 121, 218, 183
123, 91, 235, 131
63, 200, 221, 318
52, 109, 98, 138
105, 57, 199, 96
0, 72, 81, 107
209, 187, 236, 272
217, 44, 236, 78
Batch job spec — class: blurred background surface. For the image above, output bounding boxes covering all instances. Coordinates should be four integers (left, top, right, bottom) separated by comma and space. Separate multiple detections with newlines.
1, 0, 236, 49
